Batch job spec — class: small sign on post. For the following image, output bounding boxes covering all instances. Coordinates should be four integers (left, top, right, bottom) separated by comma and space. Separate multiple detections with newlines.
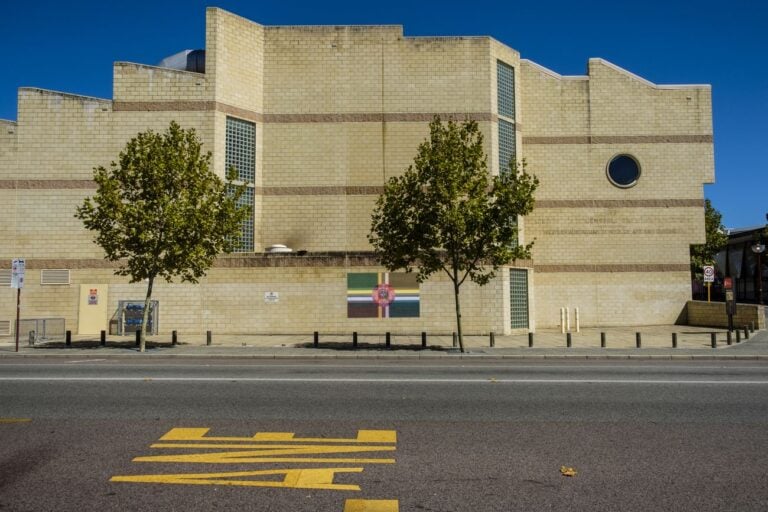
703, 265, 715, 302
11, 258, 25, 289
11, 258, 25, 353
724, 277, 736, 332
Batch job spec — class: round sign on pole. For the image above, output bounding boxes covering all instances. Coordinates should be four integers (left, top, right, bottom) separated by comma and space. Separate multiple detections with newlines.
703, 265, 715, 283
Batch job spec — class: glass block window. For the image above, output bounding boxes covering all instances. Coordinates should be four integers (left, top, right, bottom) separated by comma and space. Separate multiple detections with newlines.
499, 119, 516, 174
225, 117, 255, 183
509, 268, 529, 329
229, 184, 254, 252
497, 61, 515, 119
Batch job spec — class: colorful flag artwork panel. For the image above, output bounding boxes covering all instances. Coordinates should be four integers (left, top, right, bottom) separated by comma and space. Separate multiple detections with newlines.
347, 272, 420, 318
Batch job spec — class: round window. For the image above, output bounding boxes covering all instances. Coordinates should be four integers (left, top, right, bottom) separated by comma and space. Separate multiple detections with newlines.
606, 154, 641, 188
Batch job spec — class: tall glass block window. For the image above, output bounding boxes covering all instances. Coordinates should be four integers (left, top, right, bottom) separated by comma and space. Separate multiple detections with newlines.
499, 119, 516, 174
228, 185, 254, 252
509, 268, 529, 329
497, 60, 516, 174
226, 117, 255, 183
225, 116, 255, 252
497, 61, 515, 119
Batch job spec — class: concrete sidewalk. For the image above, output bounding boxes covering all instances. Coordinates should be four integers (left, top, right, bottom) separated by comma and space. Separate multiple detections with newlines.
1, 324, 767, 359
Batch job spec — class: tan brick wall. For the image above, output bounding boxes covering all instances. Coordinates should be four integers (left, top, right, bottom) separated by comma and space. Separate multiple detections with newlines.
113, 63, 210, 103
686, 300, 765, 330
533, 271, 691, 328
0, 8, 716, 334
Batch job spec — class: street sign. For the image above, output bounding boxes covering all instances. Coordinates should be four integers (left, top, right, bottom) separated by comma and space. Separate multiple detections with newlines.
724, 277, 733, 290
703, 265, 715, 283
264, 291, 279, 304
11, 259, 25, 289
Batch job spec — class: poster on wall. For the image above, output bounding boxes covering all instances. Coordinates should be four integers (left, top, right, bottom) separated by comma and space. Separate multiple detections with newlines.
347, 272, 420, 318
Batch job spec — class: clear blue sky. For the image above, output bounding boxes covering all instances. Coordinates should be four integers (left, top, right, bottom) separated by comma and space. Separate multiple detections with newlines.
2, 0, 765, 229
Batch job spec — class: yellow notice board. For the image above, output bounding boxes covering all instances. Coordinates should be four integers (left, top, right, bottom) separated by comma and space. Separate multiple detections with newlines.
77, 284, 108, 335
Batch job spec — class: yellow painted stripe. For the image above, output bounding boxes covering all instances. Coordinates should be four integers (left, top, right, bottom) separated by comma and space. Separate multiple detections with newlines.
159, 428, 396, 444
0, 418, 31, 423
344, 499, 399, 512
111, 468, 363, 490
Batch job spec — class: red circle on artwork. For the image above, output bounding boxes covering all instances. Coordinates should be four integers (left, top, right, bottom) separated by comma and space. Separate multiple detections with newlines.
372, 283, 396, 306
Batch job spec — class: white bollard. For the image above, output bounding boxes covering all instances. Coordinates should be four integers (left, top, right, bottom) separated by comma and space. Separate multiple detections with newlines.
560, 308, 566, 333
575, 307, 580, 333
566, 307, 571, 332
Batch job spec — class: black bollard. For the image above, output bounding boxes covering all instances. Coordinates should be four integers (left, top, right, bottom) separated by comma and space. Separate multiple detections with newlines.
490, 331, 495, 348
528, 332, 534, 348
314, 331, 319, 348
566, 332, 572, 348
135, 330, 141, 347
172, 330, 177, 346
421, 331, 427, 349
100, 330, 106, 347
744, 327, 749, 340
727, 331, 732, 345
750, 322, 755, 333
206, 330, 212, 346
672, 332, 678, 348
65, 330, 72, 347
353, 331, 358, 348
600, 332, 606, 348
636, 332, 641, 349
385, 332, 391, 349
736, 329, 741, 343
711, 332, 717, 348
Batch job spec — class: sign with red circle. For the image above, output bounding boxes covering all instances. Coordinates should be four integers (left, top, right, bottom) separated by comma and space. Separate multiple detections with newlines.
371, 283, 396, 306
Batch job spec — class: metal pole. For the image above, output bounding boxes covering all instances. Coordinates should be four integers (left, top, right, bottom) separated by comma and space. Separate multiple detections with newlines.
736, 329, 741, 343
100, 330, 106, 347
636, 332, 641, 349
172, 330, 177, 346
206, 330, 212, 346
672, 332, 677, 348
353, 331, 358, 348
710, 332, 717, 348
489, 331, 495, 348
528, 332, 534, 347
135, 329, 140, 347
385, 332, 390, 349
600, 332, 606, 348
15, 288, 20, 353
314, 331, 319, 348
727, 331, 732, 345
65, 330, 72, 347
421, 331, 427, 349
566, 332, 572, 348
744, 326, 749, 340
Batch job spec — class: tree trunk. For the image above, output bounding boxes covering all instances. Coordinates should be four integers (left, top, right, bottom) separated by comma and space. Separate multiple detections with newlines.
140, 276, 154, 353
453, 279, 465, 353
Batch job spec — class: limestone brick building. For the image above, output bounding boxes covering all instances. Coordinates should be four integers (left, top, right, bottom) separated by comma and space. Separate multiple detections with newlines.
0, 8, 714, 337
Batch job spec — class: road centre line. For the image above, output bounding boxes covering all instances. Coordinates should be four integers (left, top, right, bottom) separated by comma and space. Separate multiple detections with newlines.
1, 377, 768, 384
1, 363, 766, 370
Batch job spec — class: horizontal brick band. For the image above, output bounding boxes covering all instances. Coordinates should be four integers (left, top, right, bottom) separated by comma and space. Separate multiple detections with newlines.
0, 180, 96, 189
536, 199, 704, 208
258, 186, 385, 196
535, 264, 690, 273
2, 254, 535, 270
523, 135, 712, 144
114, 100, 496, 124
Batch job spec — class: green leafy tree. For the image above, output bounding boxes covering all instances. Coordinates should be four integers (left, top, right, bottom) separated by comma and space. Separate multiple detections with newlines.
76, 121, 249, 352
690, 199, 728, 281
369, 118, 538, 352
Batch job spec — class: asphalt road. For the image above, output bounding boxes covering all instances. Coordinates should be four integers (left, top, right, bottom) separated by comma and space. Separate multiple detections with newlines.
1, 358, 767, 511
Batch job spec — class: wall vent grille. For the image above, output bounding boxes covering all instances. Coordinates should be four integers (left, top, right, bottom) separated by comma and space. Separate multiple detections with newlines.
0, 320, 10, 336
40, 269, 71, 285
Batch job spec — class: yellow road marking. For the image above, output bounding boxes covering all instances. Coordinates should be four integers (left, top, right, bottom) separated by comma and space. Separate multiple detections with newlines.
159, 428, 396, 444
344, 499, 399, 512
135, 447, 394, 464
111, 468, 363, 490
0, 418, 31, 423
